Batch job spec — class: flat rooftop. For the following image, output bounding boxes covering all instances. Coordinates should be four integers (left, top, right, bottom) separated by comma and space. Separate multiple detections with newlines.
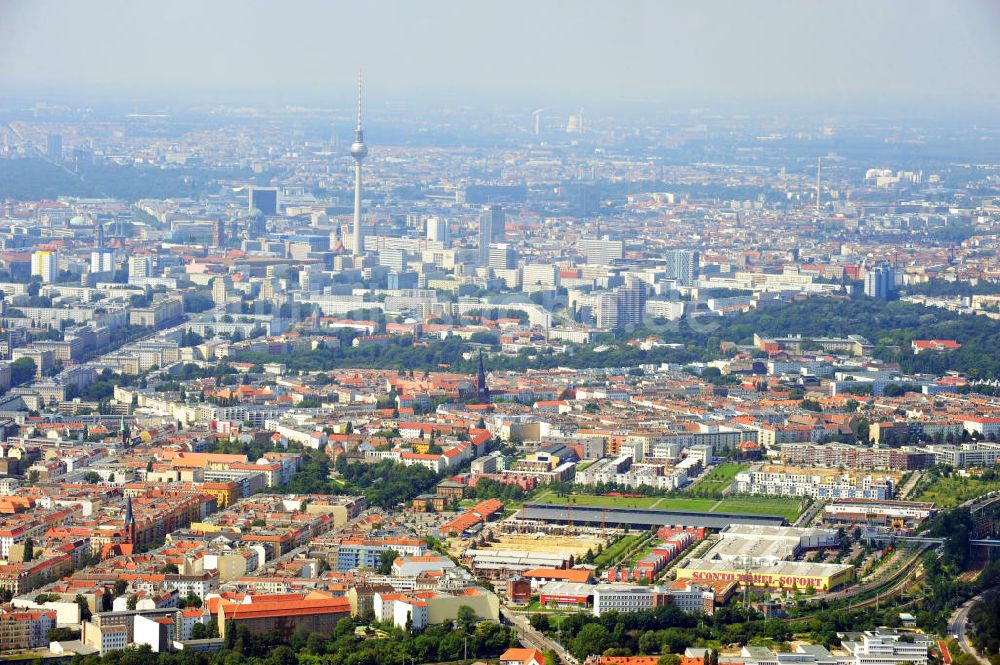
722, 525, 836, 540
679, 558, 852, 578
518, 503, 786, 529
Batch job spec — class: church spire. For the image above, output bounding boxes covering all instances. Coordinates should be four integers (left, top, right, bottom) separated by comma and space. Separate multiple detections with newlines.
476, 349, 490, 402
124, 496, 136, 546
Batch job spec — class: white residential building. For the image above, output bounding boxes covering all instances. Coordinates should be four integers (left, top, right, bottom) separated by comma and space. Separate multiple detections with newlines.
734, 469, 893, 500
31, 251, 58, 283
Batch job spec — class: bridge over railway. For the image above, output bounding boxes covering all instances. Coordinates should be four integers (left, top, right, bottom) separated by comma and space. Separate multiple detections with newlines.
861, 532, 1000, 547
863, 492, 1000, 548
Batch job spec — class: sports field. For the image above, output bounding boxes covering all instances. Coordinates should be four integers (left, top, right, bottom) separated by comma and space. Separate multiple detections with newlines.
531, 490, 804, 522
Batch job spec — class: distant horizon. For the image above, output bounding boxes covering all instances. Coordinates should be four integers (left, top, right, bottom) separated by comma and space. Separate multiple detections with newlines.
3, 88, 1000, 128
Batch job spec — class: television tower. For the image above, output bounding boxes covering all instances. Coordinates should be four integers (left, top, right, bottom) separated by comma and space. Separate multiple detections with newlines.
350, 69, 369, 256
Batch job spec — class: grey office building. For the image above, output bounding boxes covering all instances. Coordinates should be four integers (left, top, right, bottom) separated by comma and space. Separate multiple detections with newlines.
578, 237, 624, 265
478, 205, 506, 265
864, 264, 895, 300
665, 249, 700, 287
249, 187, 279, 216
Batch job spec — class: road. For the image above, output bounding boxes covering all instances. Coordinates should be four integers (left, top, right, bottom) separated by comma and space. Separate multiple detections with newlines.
949, 594, 992, 665
897, 470, 923, 500
501, 607, 578, 665
794, 499, 825, 527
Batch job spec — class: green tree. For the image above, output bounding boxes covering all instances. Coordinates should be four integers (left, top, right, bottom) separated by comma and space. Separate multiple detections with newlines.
377, 549, 399, 575
334, 616, 355, 639
10, 357, 36, 385
306, 631, 327, 654
75, 594, 92, 621
457, 604, 477, 633
178, 592, 203, 608
266, 645, 297, 665
573, 623, 612, 659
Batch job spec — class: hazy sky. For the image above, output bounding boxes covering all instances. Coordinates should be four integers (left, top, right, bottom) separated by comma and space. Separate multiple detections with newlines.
2, 0, 999, 109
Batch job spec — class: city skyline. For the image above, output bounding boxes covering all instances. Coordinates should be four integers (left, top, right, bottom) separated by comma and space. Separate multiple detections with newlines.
0, 3, 1000, 664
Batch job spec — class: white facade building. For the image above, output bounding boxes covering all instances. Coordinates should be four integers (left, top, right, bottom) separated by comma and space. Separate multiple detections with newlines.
31, 251, 58, 283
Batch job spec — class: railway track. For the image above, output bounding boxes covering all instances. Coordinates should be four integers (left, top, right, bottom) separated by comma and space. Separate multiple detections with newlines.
787, 547, 927, 623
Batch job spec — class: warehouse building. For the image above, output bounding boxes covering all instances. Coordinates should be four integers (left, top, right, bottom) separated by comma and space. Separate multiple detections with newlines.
708, 525, 840, 564
674, 558, 854, 591
673, 524, 852, 592
822, 499, 936, 529
516, 504, 786, 530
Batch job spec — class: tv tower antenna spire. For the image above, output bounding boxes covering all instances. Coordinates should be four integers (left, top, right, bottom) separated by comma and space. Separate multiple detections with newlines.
350, 68, 369, 257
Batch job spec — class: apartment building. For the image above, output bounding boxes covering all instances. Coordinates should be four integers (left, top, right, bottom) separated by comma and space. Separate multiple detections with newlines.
734, 467, 894, 500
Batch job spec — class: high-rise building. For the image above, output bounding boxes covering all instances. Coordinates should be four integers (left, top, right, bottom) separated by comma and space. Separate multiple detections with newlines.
616, 279, 647, 328
46, 134, 62, 161
522, 263, 559, 289
212, 276, 230, 305
578, 237, 623, 265
388, 271, 419, 290
488, 243, 516, 271
594, 291, 619, 330
31, 251, 57, 283
566, 109, 585, 134
665, 249, 701, 287
865, 264, 896, 300
128, 256, 153, 284
378, 248, 407, 273
90, 250, 115, 274
298, 265, 324, 292
591, 280, 647, 330
478, 205, 505, 266
350, 70, 369, 256
259, 279, 277, 301
248, 187, 278, 216
426, 217, 450, 246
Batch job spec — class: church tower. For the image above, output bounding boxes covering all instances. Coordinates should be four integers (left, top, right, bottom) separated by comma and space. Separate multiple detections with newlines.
124, 496, 136, 546
476, 349, 490, 402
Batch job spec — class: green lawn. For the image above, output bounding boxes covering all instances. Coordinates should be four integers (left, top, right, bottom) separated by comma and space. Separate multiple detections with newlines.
912, 474, 1000, 507
686, 462, 749, 496
593, 534, 643, 568
532, 490, 663, 509
531, 491, 804, 522
649, 497, 718, 511
712, 496, 805, 522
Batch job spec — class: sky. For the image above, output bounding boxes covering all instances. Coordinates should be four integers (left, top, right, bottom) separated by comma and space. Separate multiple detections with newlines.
2, 0, 999, 110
